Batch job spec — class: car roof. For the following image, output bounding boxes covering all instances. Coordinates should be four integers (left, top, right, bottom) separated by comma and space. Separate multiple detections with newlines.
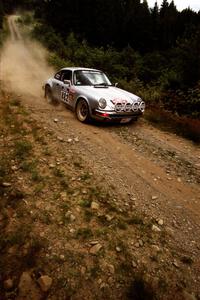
60, 67, 101, 72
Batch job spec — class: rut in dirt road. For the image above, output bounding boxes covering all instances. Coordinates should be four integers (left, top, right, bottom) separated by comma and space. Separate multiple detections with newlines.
0, 15, 54, 98
7, 15, 22, 41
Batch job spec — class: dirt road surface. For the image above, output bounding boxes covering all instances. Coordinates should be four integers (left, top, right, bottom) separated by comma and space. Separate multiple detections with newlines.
1, 15, 200, 299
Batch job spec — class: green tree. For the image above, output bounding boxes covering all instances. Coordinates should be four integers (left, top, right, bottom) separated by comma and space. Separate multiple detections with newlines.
151, 2, 160, 49
159, 0, 178, 49
175, 30, 200, 88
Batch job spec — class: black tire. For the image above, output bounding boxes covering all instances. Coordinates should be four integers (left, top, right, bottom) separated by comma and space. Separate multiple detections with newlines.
45, 86, 53, 103
45, 86, 58, 105
76, 99, 91, 123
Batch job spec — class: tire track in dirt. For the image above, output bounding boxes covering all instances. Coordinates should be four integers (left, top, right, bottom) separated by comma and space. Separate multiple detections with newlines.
7, 15, 22, 41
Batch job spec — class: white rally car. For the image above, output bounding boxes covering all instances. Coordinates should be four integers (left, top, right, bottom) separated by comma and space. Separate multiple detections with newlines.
44, 67, 145, 123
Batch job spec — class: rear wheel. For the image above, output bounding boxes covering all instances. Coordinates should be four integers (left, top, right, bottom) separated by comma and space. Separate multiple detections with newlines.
45, 85, 58, 105
76, 99, 91, 123
45, 86, 53, 103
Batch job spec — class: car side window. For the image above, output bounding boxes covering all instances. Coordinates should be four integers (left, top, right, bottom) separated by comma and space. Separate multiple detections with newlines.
74, 70, 91, 85
54, 71, 62, 80
61, 71, 72, 82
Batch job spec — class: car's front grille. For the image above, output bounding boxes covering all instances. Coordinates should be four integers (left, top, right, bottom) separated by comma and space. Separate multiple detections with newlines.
113, 101, 145, 113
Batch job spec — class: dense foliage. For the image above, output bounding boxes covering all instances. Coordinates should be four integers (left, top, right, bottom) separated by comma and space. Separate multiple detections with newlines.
32, 0, 198, 52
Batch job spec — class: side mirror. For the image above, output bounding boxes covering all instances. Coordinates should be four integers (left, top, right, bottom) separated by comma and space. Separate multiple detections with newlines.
64, 80, 71, 87
114, 82, 118, 87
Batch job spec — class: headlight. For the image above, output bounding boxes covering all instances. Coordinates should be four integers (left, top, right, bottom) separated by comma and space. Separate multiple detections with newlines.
99, 98, 107, 109
139, 101, 145, 112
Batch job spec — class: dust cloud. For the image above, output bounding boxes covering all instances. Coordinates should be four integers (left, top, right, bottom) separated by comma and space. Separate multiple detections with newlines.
0, 16, 54, 99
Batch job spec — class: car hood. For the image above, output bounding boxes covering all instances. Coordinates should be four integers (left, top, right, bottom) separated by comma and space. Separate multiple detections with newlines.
76, 86, 140, 102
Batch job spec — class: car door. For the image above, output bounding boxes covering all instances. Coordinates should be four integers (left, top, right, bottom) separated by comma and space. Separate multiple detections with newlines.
59, 70, 73, 105
51, 71, 63, 100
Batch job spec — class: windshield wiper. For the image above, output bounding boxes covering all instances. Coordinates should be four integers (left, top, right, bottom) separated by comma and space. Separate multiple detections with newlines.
94, 83, 110, 87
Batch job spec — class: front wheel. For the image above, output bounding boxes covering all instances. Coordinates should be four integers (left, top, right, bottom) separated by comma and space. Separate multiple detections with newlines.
76, 99, 91, 123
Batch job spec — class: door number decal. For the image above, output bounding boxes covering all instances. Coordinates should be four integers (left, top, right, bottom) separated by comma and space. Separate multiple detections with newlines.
61, 91, 69, 103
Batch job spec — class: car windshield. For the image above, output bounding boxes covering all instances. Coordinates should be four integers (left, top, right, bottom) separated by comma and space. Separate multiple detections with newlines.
74, 70, 112, 86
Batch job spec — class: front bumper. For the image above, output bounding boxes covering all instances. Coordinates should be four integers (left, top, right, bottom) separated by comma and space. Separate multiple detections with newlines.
92, 109, 143, 122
